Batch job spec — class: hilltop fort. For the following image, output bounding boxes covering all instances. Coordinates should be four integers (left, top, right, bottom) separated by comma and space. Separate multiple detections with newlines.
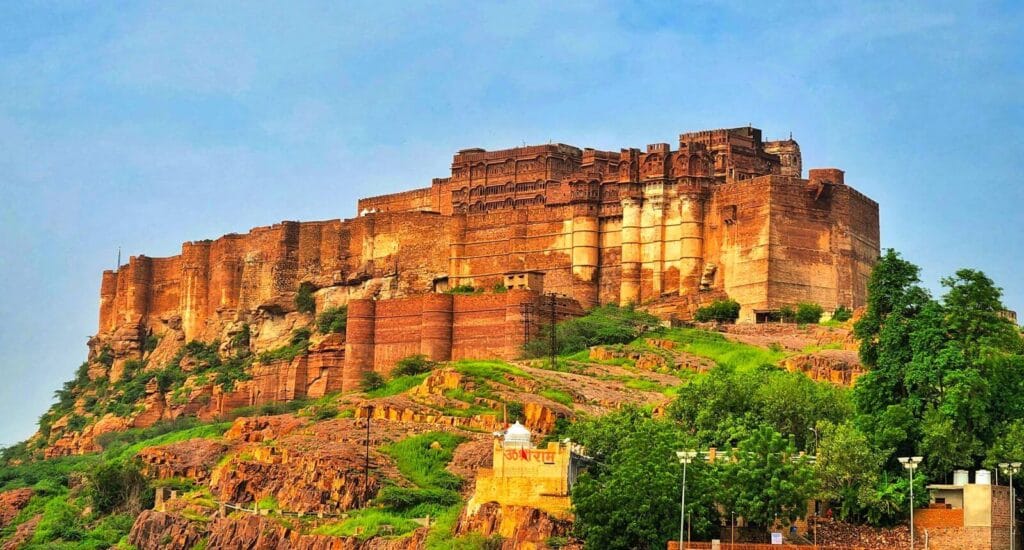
77, 126, 880, 444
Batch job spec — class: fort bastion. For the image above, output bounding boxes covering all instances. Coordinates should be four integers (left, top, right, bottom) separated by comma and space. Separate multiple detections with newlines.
96, 126, 879, 378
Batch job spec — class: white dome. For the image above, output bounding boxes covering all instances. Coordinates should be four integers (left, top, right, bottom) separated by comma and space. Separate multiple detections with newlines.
503, 421, 532, 448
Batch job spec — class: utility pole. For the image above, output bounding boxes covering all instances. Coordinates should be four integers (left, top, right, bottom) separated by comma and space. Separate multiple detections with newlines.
676, 450, 697, 549
549, 293, 557, 369
364, 405, 375, 491
898, 456, 923, 550
1001, 462, 1021, 550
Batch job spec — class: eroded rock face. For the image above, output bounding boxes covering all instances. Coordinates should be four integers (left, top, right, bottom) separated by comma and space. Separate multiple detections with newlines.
457, 502, 575, 550
137, 439, 231, 483
129, 510, 429, 550
211, 446, 380, 514
0, 488, 32, 528
2, 514, 40, 550
128, 510, 207, 549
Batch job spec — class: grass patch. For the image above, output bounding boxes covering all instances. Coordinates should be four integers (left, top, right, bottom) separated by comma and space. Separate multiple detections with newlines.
382, 432, 465, 491
312, 509, 420, 540
364, 373, 429, 398
654, 328, 787, 372
103, 422, 230, 464
453, 360, 530, 384
539, 389, 573, 407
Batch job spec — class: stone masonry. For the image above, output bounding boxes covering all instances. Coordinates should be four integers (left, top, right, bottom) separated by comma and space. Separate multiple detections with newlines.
95, 126, 879, 377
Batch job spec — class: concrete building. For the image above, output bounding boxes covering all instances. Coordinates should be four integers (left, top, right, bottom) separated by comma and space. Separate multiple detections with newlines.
916, 469, 1013, 550
467, 422, 587, 520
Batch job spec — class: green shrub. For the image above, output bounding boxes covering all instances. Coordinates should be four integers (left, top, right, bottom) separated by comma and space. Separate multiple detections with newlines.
694, 298, 741, 323
229, 324, 251, 349
505, 401, 524, 422
523, 304, 660, 358
492, 282, 508, 293
445, 284, 479, 295
393, 355, 437, 377
539, 389, 573, 407
795, 302, 824, 324
143, 334, 160, 353
295, 282, 316, 314
382, 432, 465, 491
258, 329, 311, 363
361, 371, 386, 392
66, 415, 88, 432
364, 373, 429, 398
376, 485, 461, 510
832, 305, 853, 322
32, 498, 86, 543
88, 461, 152, 515
316, 306, 348, 334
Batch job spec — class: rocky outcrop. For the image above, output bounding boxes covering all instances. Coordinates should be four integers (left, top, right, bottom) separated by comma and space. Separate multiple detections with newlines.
137, 439, 231, 483
128, 510, 207, 549
722, 322, 857, 352
2, 514, 40, 550
782, 349, 864, 386
129, 510, 429, 550
223, 415, 307, 443
457, 502, 575, 550
0, 488, 32, 528
211, 444, 380, 513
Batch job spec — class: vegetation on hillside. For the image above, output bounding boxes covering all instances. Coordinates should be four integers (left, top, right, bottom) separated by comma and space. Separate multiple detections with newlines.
523, 304, 661, 358
0, 419, 230, 548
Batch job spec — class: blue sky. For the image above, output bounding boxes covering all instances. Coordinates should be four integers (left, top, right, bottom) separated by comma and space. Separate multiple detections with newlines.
1, 1, 1021, 445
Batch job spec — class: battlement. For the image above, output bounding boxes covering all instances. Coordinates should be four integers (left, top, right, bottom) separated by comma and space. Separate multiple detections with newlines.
96, 125, 879, 373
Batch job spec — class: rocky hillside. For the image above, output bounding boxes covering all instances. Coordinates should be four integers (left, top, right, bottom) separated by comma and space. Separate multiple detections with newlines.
0, 308, 862, 549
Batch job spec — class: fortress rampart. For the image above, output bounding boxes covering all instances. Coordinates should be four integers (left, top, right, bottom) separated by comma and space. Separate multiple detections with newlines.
95, 126, 880, 377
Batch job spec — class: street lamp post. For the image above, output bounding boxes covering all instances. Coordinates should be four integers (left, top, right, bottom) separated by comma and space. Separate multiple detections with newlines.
676, 450, 697, 550
898, 456, 923, 550
1000, 462, 1021, 550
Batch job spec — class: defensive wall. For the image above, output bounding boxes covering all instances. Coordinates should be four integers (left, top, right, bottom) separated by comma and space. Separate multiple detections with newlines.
94, 126, 880, 372
344, 290, 582, 375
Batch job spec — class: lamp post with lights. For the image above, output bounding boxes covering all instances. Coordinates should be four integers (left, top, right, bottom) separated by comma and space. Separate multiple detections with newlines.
1000, 462, 1021, 550
898, 456, 923, 550
676, 450, 698, 549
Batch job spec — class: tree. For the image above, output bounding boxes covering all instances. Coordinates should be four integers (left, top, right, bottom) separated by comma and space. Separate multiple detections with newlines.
941, 269, 1022, 359
569, 409, 719, 549
794, 302, 824, 324
88, 460, 152, 515
718, 426, 816, 532
694, 299, 741, 323
815, 421, 882, 521
295, 282, 316, 314
854, 249, 930, 368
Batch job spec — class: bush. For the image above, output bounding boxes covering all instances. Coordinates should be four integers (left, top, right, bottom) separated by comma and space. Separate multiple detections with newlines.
376, 485, 461, 510
492, 282, 508, 293
229, 324, 250, 349
361, 371, 385, 392
393, 355, 437, 377
143, 334, 160, 353
295, 282, 316, 314
505, 401, 524, 422
523, 304, 660, 358
832, 305, 853, 322
316, 306, 348, 334
780, 305, 797, 323
446, 284, 479, 295
258, 329, 311, 363
694, 298, 741, 323
88, 461, 152, 515
795, 302, 824, 324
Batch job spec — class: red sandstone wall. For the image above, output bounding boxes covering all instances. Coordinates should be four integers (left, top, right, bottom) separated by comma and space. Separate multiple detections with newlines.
344, 290, 582, 376
99, 212, 453, 343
